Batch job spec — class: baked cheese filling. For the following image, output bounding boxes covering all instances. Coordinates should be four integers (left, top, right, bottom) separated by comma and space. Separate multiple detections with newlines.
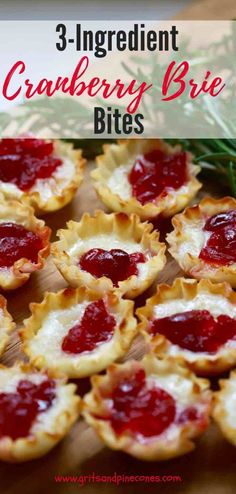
94, 366, 208, 442
0, 139, 75, 203
68, 234, 151, 285
150, 293, 236, 358
26, 300, 122, 363
0, 371, 58, 440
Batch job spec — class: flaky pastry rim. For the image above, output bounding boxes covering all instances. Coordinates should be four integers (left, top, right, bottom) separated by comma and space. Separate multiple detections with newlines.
51, 210, 166, 299
20, 286, 137, 378
0, 294, 15, 356
91, 139, 201, 220
137, 277, 236, 376
0, 199, 51, 290
0, 140, 85, 214
212, 369, 236, 447
0, 361, 80, 462
167, 196, 236, 287
82, 353, 211, 461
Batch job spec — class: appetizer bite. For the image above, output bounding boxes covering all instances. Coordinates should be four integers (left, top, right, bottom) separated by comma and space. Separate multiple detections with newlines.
0, 199, 51, 290
91, 139, 201, 220
137, 278, 236, 375
0, 363, 80, 462
167, 197, 236, 287
82, 354, 211, 461
21, 287, 137, 378
52, 211, 166, 298
0, 138, 85, 213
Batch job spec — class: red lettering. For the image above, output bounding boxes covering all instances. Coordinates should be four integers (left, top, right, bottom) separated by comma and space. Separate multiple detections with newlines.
162, 61, 189, 101
208, 77, 225, 96
2, 60, 25, 100
70, 57, 89, 95
189, 71, 225, 98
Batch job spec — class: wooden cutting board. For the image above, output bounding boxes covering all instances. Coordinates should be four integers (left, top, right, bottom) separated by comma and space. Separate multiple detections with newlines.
2, 1, 236, 493
0, 162, 235, 494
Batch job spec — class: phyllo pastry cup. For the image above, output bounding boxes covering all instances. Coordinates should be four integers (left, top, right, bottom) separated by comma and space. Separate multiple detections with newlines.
20, 287, 137, 378
0, 199, 51, 290
82, 354, 211, 461
137, 278, 236, 376
167, 197, 236, 287
0, 294, 15, 356
51, 210, 166, 299
0, 362, 80, 462
212, 370, 236, 447
0, 139, 85, 214
91, 139, 201, 220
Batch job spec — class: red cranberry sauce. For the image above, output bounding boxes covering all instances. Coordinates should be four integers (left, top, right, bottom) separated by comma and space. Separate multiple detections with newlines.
0, 138, 62, 191
0, 378, 56, 440
128, 149, 188, 205
0, 222, 43, 268
79, 248, 145, 286
98, 368, 201, 439
199, 209, 236, 265
62, 299, 116, 354
150, 309, 236, 353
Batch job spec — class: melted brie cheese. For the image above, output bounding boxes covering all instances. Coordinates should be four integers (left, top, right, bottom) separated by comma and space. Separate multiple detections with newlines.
107, 160, 193, 205
68, 234, 144, 258
0, 155, 75, 204
177, 218, 210, 258
147, 373, 195, 407
30, 155, 75, 202
153, 292, 236, 320
107, 162, 133, 200
67, 233, 150, 283
0, 367, 47, 394
152, 291, 236, 360
0, 367, 75, 435
133, 372, 208, 443
27, 302, 121, 364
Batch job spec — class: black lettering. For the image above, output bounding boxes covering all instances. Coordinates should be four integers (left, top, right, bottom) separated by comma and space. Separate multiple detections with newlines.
170, 25, 179, 51
123, 113, 133, 134
147, 31, 157, 51
134, 113, 144, 134
94, 107, 105, 134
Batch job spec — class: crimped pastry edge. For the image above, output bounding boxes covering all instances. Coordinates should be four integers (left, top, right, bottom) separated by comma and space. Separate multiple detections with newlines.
167, 196, 236, 287
0, 361, 80, 462
91, 139, 201, 220
137, 277, 236, 376
212, 370, 236, 447
51, 210, 166, 299
20, 286, 137, 378
0, 140, 85, 214
0, 198, 51, 290
82, 353, 211, 461
0, 294, 15, 356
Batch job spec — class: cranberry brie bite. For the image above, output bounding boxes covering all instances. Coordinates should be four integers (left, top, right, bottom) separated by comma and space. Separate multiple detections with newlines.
167, 197, 236, 287
82, 354, 211, 461
212, 370, 236, 447
0, 199, 51, 290
0, 138, 85, 213
52, 211, 166, 299
21, 287, 137, 378
0, 363, 80, 462
137, 278, 236, 375
0, 295, 15, 356
91, 139, 201, 221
